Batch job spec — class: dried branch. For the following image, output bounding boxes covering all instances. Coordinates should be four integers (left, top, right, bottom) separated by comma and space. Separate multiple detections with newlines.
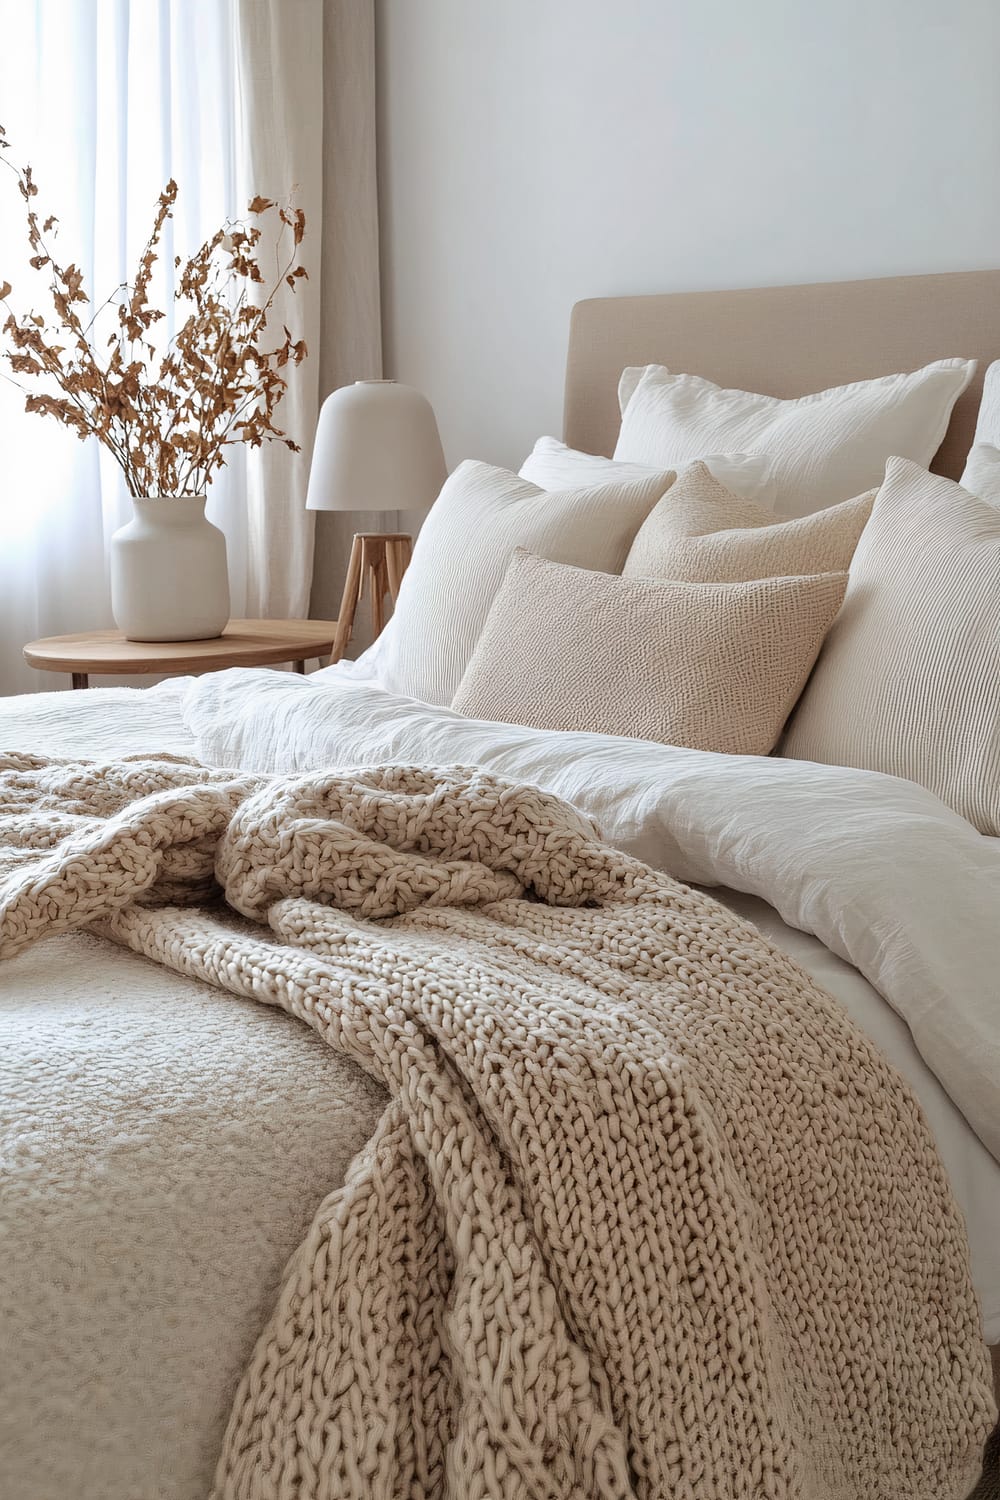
0, 132, 307, 498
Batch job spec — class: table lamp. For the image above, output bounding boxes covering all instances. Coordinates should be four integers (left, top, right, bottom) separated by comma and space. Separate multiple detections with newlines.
306, 379, 447, 661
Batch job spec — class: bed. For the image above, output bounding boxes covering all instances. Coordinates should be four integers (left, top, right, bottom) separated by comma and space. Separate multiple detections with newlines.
2, 271, 999, 1500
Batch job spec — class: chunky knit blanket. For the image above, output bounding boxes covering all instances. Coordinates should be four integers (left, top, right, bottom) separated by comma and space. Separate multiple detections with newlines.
0, 752, 994, 1500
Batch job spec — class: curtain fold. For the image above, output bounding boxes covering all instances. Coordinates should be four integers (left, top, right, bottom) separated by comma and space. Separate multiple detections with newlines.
308, 0, 385, 632
0, 0, 378, 695
233, 0, 324, 621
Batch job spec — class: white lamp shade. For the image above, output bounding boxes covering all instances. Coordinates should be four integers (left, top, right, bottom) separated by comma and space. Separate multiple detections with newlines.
305, 379, 447, 513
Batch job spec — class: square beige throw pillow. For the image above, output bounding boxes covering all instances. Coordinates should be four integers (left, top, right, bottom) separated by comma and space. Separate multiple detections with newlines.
452, 549, 847, 755
782, 455, 1000, 833
623, 461, 874, 583
348, 459, 674, 705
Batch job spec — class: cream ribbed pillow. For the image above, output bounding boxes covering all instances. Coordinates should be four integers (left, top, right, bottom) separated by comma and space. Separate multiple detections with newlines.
350, 459, 674, 705
519, 437, 777, 507
615, 359, 976, 517
782, 455, 1000, 833
623, 461, 874, 583
961, 359, 1000, 505
452, 550, 848, 754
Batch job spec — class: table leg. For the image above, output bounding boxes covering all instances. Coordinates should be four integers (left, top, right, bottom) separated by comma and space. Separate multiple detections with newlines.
71, 672, 89, 690
293, 659, 306, 675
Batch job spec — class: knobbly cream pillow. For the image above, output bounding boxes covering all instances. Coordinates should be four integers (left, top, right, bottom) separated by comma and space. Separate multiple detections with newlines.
615, 359, 975, 518
350, 459, 674, 705
519, 437, 778, 507
623, 461, 874, 583
452, 549, 848, 755
782, 455, 1000, 833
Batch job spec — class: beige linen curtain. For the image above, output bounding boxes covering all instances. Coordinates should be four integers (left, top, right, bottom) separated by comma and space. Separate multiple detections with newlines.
235, 0, 382, 624
310, 0, 385, 628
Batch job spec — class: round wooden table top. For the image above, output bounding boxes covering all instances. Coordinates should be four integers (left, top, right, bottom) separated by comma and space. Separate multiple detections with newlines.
24, 618, 340, 678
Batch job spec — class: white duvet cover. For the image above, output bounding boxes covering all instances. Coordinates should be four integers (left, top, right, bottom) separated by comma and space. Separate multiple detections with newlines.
4, 673, 999, 1349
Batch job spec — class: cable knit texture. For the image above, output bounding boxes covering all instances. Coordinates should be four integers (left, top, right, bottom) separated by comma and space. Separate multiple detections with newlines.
0, 752, 994, 1500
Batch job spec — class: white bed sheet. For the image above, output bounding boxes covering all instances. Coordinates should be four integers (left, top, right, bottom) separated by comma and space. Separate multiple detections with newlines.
3, 676, 998, 1343
0, 679, 199, 759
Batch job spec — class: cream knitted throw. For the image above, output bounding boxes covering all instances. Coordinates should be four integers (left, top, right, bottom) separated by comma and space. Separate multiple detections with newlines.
0, 752, 994, 1500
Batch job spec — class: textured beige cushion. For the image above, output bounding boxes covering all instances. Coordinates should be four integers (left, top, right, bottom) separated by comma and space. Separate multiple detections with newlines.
614, 359, 975, 518
452, 549, 847, 754
623, 461, 875, 583
349, 459, 674, 705
782, 455, 1000, 833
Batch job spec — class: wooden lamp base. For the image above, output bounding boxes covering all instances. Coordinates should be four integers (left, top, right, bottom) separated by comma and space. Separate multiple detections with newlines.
331, 532, 413, 662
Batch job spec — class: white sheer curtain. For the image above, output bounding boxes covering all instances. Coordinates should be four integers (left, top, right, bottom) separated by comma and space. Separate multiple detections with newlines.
0, 0, 322, 696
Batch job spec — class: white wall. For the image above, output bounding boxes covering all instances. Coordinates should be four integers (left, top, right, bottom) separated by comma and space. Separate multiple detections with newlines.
376, 0, 1000, 471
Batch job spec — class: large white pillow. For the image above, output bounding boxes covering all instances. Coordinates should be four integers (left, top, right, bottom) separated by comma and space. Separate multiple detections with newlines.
351, 459, 674, 705
519, 436, 777, 507
960, 359, 1000, 505
781, 455, 1000, 834
614, 359, 976, 518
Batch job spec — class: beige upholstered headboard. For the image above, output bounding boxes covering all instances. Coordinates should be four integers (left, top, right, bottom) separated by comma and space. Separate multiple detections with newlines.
563, 270, 1000, 480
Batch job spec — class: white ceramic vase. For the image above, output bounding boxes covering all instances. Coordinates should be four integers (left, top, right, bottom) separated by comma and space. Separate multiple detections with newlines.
110, 495, 230, 642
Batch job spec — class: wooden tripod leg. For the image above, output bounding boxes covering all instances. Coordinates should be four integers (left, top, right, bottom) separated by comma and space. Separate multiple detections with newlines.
331, 533, 413, 657
384, 536, 411, 600
383, 540, 401, 597
397, 535, 413, 596
368, 542, 388, 638
331, 534, 365, 662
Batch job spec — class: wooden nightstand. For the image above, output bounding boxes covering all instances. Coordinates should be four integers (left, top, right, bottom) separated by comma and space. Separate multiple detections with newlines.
23, 618, 340, 690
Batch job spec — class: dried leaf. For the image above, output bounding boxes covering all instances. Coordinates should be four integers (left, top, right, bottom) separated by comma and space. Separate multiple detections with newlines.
1, 150, 308, 494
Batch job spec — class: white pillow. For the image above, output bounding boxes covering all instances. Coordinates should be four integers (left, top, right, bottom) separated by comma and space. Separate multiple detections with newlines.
519, 436, 777, 507
960, 359, 1000, 506
781, 456, 1000, 834
351, 458, 674, 705
614, 359, 976, 518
